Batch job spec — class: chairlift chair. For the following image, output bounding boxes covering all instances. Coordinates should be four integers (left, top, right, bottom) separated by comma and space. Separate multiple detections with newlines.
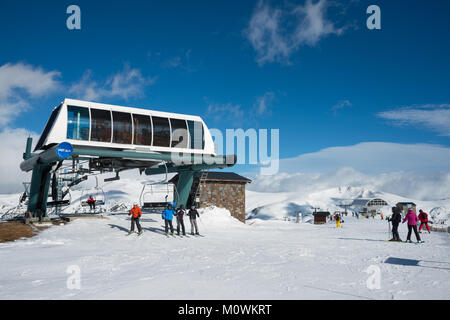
139, 162, 179, 213
80, 175, 106, 213
140, 182, 178, 213
47, 191, 72, 209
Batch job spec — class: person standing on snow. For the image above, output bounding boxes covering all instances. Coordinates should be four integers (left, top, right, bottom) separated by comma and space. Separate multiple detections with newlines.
128, 203, 143, 235
388, 206, 402, 241
335, 213, 342, 228
162, 202, 176, 236
175, 204, 186, 236
187, 205, 200, 235
403, 209, 422, 243
418, 209, 431, 234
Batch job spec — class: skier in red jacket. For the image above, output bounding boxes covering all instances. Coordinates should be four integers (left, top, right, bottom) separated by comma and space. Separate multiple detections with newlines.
418, 209, 431, 233
86, 195, 96, 211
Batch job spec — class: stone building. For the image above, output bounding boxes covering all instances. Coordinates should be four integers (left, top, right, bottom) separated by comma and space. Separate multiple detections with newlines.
169, 172, 251, 223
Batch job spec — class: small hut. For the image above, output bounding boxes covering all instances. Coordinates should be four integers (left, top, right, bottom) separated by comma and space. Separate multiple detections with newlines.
313, 211, 330, 225
396, 202, 417, 217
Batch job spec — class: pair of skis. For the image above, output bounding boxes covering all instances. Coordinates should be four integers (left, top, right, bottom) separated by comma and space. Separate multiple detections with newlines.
165, 233, 204, 238
126, 231, 143, 236
388, 240, 424, 244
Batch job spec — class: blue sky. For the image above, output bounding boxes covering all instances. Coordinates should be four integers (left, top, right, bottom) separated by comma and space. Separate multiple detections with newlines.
1, 0, 450, 185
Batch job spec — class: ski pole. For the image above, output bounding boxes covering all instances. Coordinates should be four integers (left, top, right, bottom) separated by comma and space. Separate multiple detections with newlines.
388, 220, 391, 238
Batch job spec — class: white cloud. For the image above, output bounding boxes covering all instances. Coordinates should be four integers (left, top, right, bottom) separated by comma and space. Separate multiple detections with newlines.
69, 65, 157, 101
249, 167, 450, 201
247, 141, 450, 200
149, 49, 196, 72
68, 70, 101, 101
0, 63, 61, 126
292, 0, 343, 46
0, 128, 38, 194
245, 0, 343, 65
245, 1, 291, 65
279, 142, 450, 174
332, 99, 352, 115
163, 57, 182, 68
254, 91, 275, 116
205, 101, 245, 126
205, 92, 276, 126
377, 104, 450, 136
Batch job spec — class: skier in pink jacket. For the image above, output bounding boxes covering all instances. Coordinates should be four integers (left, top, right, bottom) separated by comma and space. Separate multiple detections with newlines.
402, 209, 422, 243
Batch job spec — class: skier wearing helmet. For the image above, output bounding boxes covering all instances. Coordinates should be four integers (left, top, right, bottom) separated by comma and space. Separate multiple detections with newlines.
175, 204, 186, 236
128, 203, 143, 235
187, 205, 200, 235
418, 209, 431, 234
162, 202, 176, 236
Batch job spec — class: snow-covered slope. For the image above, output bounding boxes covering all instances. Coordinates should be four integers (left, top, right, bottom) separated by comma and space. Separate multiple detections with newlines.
1, 176, 449, 300
1, 208, 449, 300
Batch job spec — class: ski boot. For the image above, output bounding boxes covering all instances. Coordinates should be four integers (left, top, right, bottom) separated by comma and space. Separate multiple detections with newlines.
128, 230, 134, 235
138, 231, 143, 236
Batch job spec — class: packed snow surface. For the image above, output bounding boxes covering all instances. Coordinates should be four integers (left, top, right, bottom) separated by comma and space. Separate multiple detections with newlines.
1, 178, 449, 299
0, 207, 449, 300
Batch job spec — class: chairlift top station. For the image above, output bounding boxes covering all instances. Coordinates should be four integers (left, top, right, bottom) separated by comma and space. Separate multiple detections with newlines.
33, 98, 216, 155
20, 98, 236, 217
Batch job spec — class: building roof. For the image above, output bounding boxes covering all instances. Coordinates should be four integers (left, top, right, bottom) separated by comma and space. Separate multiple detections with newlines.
169, 171, 252, 184
396, 202, 417, 206
313, 211, 330, 216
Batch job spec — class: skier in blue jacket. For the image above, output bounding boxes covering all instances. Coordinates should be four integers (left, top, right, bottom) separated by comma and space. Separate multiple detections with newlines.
162, 202, 176, 236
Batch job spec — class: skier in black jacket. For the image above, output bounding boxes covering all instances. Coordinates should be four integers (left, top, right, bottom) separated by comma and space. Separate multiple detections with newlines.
187, 205, 200, 235
388, 206, 402, 241
175, 205, 186, 236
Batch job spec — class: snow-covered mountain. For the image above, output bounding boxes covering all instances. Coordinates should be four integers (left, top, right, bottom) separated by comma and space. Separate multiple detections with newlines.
246, 185, 450, 225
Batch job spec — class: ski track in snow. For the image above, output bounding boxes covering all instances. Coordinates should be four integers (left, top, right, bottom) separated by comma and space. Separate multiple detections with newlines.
0, 210, 449, 300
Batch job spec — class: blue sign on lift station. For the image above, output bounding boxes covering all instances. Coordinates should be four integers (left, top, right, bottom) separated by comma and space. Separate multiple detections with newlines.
56, 142, 73, 159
